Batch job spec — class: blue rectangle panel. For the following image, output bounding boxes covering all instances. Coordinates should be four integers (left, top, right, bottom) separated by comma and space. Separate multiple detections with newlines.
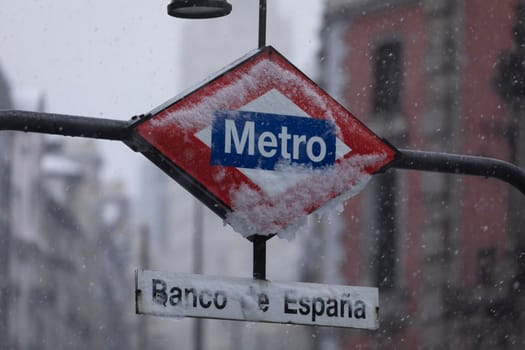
210, 110, 336, 171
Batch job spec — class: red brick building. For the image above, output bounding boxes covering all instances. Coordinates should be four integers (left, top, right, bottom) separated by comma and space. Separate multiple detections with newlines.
318, 0, 525, 348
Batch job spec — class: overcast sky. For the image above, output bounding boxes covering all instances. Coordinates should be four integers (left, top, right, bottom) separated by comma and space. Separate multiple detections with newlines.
0, 0, 322, 198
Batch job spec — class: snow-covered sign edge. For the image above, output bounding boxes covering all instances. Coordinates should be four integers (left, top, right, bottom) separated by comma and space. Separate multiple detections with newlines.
128, 46, 398, 239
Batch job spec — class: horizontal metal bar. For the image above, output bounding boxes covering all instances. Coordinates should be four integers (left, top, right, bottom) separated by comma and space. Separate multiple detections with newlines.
0, 110, 131, 140
392, 148, 525, 195
2, 110, 524, 196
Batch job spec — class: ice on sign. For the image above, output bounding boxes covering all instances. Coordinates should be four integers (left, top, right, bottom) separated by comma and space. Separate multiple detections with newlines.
210, 110, 336, 170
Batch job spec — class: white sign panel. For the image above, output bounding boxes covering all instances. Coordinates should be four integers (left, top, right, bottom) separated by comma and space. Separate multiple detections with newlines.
136, 270, 379, 330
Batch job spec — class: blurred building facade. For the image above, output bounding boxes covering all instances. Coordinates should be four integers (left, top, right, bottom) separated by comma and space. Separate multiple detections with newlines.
316, 0, 525, 348
0, 66, 139, 349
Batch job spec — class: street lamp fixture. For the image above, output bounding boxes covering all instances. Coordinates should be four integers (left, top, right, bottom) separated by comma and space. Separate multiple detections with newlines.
167, 0, 232, 19
167, 0, 266, 48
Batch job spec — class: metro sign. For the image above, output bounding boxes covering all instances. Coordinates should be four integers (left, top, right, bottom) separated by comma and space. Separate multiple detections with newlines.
129, 46, 397, 236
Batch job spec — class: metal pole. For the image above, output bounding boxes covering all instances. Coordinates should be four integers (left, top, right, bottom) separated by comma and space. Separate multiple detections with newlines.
249, 235, 268, 280
0, 110, 132, 140
258, 0, 267, 48
392, 148, 525, 195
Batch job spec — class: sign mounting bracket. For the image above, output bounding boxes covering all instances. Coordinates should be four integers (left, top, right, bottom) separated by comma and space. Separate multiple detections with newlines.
248, 234, 273, 280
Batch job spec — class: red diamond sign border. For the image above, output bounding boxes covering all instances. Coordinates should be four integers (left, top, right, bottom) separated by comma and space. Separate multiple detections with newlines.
129, 46, 397, 237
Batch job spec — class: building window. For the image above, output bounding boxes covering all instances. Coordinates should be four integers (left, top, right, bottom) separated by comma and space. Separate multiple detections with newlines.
373, 41, 403, 115
374, 171, 398, 290
478, 247, 496, 286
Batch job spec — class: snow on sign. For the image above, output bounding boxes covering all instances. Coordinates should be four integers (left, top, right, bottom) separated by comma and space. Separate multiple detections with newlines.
136, 270, 379, 330
129, 46, 397, 237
